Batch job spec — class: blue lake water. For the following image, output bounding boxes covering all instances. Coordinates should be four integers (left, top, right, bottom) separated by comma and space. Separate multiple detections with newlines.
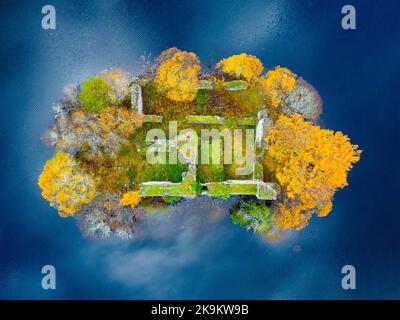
0, 0, 399, 299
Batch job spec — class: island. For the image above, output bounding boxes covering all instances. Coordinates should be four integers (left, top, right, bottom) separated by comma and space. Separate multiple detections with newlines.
38, 48, 361, 240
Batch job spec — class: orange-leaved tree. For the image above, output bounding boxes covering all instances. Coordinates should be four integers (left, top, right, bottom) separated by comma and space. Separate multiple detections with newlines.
264, 114, 361, 230
38, 152, 98, 217
259, 66, 297, 118
216, 53, 263, 82
155, 47, 201, 102
119, 191, 141, 208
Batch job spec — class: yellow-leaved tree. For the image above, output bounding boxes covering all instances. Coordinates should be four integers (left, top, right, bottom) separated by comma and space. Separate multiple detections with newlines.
98, 106, 144, 137
38, 152, 98, 217
119, 191, 141, 208
155, 47, 201, 102
264, 114, 361, 230
98, 68, 132, 104
259, 66, 297, 118
216, 53, 263, 82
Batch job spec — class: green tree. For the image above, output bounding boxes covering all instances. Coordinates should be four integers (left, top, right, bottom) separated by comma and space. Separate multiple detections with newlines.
197, 164, 225, 183
79, 76, 111, 112
140, 163, 186, 183
207, 183, 230, 199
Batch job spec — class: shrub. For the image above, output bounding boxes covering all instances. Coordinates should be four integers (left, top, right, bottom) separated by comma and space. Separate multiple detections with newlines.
181, 176, 202, 196
264, 114, 361, 230
119, 191, 141, 208
79, 76, 111, 112
195, 89, 209, 114
77, 193, 144, 239
38, 152, 98, 216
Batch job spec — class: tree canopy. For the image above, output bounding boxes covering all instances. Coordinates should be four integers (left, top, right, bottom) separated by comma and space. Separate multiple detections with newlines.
79, 76, 111, 112
259, 66, 297, 118
264, 114, 361, 230
51, 107, 143, 160
216, 53, 264, 82
155, 48, 201, 102
38, 152, 98, 216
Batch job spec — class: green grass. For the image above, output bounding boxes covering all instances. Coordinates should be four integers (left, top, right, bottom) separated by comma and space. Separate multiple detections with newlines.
79, 77, 111, 112
197, 140, 225, 183
140, 183, 185, 196
230, 200, 273, 233
195, 89, 209, 114
206, 182, 231, 199
238, 117, 257, 126
253, 162, 264, 180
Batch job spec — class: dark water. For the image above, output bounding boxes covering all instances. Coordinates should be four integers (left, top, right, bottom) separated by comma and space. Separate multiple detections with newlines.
0, 0, 399, 299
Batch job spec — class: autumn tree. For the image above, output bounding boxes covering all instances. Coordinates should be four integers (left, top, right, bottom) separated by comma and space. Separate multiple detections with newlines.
284, 77, 322, 122
77, 192, 144, 239
231, 200, 273, 233
98, 106, 143, 137
154, 47, 201, 102
38, 152, 98, 217
79, 76, 111, 112
98, 68, 132, 105
264, 114, 361, 230
216, 53, 263, 82
50, 107, 143, 159
259, 66, 297, 119
157, 47, 182, 65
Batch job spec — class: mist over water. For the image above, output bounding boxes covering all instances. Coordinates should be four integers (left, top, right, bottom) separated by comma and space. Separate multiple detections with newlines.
0, 0, 399, 299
